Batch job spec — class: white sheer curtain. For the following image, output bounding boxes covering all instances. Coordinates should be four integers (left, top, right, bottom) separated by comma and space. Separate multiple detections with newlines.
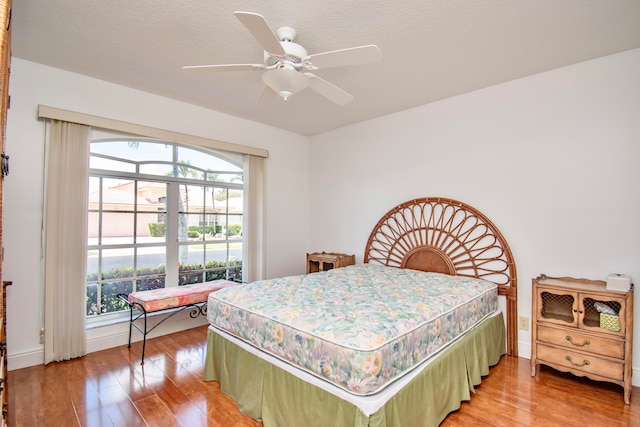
242, 154, 266, 283
43, 120, 90, 364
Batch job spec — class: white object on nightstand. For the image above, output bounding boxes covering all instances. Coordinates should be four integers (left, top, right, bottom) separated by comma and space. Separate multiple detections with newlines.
606, 273, 632, 292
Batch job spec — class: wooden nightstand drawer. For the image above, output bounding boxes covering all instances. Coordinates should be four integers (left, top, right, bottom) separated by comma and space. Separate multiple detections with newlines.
537, 325, 624, 359
537, 343, 624, 381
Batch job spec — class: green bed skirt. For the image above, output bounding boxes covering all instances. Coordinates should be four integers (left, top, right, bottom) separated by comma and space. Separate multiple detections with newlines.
203, 312, 506, 427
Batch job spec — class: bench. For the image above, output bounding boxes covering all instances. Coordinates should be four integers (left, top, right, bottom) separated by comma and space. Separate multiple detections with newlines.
118, 280, 238, 364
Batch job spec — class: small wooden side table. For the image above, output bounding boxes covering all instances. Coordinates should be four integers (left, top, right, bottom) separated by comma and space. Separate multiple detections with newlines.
306, 252, 355, 274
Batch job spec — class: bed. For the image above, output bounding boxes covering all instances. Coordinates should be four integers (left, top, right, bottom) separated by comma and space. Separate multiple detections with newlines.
203, 197, 517, 426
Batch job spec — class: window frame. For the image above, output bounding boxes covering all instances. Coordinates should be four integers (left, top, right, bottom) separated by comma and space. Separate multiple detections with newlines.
86, 138, 244, 323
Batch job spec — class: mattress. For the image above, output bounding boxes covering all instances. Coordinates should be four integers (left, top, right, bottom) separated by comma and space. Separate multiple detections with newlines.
206, 264, 498, 395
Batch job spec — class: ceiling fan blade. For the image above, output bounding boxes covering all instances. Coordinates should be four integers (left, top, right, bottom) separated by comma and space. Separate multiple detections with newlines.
255, 85, 278, 108
182, 64, 265, 72
234, 11, 286, 57
305, 73, 354, 105
306, 45, 381, 70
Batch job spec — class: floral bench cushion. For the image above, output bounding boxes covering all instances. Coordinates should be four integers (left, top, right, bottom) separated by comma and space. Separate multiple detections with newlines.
127, 280, 238, 313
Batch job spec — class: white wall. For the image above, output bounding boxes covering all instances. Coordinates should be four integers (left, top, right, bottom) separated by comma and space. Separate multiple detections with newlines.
3, 58, 310, 369
308, 49, 640, 382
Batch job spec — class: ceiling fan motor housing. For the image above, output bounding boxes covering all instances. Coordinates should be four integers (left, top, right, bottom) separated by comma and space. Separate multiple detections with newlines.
264, 26, 308, 67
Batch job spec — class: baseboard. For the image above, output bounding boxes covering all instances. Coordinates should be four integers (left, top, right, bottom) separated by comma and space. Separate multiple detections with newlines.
7, 347, 44, 371
8, 311, 208, 371
85, 312, 208, 353
517, 342, 531, 360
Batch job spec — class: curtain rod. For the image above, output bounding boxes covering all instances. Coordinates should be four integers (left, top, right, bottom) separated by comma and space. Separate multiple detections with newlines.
37, 105, 269, 158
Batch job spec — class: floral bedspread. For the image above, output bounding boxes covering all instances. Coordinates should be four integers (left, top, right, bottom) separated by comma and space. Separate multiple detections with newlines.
207, 264, 498, 395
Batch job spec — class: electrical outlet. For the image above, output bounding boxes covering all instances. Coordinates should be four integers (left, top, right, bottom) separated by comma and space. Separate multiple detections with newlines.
519, 316, 529, 331
39, 328, 45, 344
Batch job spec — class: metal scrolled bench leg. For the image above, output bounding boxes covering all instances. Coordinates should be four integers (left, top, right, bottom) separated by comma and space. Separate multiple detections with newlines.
116, 281, 237, 365
117, 293, 208, 365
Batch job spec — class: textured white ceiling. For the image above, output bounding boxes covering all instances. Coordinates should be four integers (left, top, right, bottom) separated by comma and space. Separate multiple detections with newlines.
11, 1, 640, 136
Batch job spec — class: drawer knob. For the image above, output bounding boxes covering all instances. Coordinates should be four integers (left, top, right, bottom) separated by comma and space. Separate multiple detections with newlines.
565, 355, 590, 367
565, 335, 590, 347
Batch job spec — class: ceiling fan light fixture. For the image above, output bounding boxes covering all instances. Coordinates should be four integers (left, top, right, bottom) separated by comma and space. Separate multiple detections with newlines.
184, 12, 380, 105
262, 67, 309, 102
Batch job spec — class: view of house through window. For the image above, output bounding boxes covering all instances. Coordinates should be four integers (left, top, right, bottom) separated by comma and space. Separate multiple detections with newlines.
86, 139, 243, 320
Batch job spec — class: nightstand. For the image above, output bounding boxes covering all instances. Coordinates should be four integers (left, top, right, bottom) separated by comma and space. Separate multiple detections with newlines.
531, 275, 634, 404
306, 252, 355, 274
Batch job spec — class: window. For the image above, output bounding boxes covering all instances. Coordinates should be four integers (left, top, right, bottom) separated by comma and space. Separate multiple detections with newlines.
86, 139, 243, 319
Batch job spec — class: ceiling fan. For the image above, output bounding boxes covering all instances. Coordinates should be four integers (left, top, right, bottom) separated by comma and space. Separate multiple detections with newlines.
183, 11, 382, 105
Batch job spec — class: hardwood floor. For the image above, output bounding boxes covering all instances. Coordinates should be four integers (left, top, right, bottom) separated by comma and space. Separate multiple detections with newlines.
7, 325, 640, 426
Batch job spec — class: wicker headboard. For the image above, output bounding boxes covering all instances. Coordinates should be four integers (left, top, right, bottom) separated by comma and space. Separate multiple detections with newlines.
364, 197, 518, 356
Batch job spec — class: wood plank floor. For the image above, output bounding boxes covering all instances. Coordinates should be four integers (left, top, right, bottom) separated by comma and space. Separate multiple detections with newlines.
7, 325, 640, 426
